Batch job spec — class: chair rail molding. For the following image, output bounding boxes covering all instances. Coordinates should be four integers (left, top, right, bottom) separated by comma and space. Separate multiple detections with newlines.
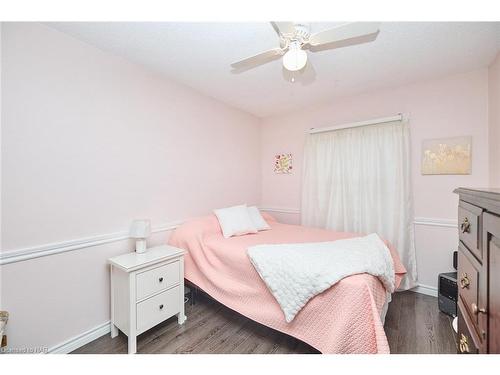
1, 211, 457, 265
259, 207, 458, 228
0, 220, 184, 265
259, 206, 301, 214
413, 217, 458, 228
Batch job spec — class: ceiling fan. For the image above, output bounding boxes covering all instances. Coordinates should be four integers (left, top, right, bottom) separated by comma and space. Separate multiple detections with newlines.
231, 22, 380, 72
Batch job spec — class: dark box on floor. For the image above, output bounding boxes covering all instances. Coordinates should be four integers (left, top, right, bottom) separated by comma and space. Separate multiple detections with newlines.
438, 272, 457, 317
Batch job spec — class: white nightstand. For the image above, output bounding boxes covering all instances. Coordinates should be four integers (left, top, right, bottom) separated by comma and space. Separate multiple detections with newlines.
108, 245, 186, 354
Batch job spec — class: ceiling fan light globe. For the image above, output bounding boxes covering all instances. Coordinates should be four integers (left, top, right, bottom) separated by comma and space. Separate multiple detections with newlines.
283, 48, 307, 71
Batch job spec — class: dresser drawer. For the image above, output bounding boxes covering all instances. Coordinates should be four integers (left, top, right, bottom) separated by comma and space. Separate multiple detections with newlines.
458, 245, 480, 327
136, 285, 181, 334
457, 301, 480, 354
458, 201, 482, 261
136, 261, 180, 301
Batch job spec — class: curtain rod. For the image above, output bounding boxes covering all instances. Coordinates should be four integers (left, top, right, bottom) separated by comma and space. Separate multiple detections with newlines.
308, 114, 404, 134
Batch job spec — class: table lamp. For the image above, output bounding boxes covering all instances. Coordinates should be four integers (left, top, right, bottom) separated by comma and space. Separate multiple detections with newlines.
130, 219, 151, 254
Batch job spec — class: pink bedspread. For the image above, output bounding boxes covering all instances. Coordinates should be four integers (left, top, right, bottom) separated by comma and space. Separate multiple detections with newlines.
168, 214, 406, 354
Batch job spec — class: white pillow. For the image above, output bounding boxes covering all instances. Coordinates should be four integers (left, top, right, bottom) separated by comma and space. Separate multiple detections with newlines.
213, 204, 258, 238
247, 206, 271, 231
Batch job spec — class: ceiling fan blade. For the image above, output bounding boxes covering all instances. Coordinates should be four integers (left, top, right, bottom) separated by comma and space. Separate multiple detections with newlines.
231, 48, 285, 71
308, 22, 380, 47
270, 21, 295, 37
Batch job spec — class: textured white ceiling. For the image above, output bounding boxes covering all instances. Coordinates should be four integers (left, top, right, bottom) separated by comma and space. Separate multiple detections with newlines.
46, 22, 500, 118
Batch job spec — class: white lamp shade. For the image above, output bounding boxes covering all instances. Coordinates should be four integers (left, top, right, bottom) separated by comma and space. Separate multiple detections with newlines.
130, 219, 151, 239
283, 47, 307, 72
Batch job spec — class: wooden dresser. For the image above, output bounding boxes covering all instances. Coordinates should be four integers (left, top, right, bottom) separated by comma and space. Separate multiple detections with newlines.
454, 188, 500, 354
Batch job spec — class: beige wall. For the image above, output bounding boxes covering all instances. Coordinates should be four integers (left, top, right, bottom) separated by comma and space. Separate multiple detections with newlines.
489, 52, 500, 187
260, 69, 490, 289
0, 23, 261, 350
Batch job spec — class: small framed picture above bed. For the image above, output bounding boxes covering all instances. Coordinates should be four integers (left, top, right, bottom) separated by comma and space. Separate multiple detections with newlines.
274, 153, 292, 174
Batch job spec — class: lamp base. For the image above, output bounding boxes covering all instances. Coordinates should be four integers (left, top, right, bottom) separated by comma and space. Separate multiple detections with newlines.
135, 239, 147, 254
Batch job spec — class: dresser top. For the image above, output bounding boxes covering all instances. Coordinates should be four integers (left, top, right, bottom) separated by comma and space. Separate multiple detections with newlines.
454, 187, 500, 216
454, 187, 500, 199
109, 245, 185, 272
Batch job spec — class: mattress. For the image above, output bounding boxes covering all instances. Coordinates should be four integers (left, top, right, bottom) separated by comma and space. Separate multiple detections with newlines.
168, 213, 406, 354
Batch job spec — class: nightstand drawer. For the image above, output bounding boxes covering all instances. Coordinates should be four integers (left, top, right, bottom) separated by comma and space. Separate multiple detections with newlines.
136, 261, 180, 301
136, 286, 180, 334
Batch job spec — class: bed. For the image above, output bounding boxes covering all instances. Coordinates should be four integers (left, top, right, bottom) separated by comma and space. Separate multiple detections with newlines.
168, 213, 406, 354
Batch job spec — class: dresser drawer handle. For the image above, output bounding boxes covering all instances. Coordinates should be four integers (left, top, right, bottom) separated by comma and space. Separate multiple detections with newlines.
471, 303, 487, 315
159, 277, 164, 283
460, 217, 471, 233
460, 273, 470, 289
159, 304, 164, 310
459, 334, 470, 353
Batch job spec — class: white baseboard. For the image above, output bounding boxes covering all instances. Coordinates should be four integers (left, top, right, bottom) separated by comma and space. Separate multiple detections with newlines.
409, 283, 438, 297
48, 321, 110, 354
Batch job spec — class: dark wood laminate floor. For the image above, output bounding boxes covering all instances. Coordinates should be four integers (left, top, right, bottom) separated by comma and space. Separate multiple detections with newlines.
384, 291, 456, 354
72, 291, 456, 354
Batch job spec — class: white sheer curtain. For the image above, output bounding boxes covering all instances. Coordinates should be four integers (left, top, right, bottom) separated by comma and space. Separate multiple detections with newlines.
301, 121, 417, 290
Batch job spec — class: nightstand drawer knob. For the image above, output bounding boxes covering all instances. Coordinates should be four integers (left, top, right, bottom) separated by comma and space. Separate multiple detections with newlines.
159, 304, 164, 310
159, 277, 164, 283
